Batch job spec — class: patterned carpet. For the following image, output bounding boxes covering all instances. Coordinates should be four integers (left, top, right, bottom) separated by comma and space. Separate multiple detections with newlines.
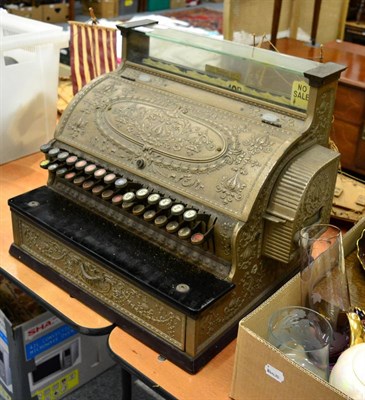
163, 7, 223, 33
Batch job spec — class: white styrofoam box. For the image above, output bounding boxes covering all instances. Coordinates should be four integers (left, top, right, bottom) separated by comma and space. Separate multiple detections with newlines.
0, 9, 69, 164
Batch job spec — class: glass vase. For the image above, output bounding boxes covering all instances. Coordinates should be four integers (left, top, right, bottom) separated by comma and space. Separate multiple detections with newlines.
299, 224, 351, 365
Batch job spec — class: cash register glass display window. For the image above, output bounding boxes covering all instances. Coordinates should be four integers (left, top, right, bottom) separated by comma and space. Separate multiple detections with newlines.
130, 25, 320, 112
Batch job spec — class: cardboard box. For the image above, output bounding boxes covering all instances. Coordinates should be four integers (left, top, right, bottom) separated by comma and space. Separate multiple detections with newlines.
0, 276, 115, 400
5, 5, 43, 20
5, 3, 69, 23
81, 0, 119, 19
170, 0, 186, 8
0, 11, 69, 164
230, 274, 348, 399
42, 3, 70, 23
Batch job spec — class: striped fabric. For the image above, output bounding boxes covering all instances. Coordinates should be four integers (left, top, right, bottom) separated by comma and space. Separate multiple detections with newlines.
69, 21, 117, 95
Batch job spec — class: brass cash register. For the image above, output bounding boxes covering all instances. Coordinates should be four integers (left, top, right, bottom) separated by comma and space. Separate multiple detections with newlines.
8, 21, 345, 373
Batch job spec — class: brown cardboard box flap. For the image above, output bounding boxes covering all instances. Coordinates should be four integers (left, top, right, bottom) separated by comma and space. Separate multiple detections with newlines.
231, 325, 349, 399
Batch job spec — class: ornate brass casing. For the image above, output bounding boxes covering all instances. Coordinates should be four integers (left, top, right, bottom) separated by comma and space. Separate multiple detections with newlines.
8, 21, 346, 373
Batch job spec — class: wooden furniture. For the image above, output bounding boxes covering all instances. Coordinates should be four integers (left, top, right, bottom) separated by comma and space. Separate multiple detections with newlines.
261, 38, 365, 178
325, 40, 365, 177
108, 328, 236, 400
345, 21, 365, 44
344, 0, 365, 44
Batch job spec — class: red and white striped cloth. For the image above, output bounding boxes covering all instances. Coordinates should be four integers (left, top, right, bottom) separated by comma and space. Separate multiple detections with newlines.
69, 21, 117, 95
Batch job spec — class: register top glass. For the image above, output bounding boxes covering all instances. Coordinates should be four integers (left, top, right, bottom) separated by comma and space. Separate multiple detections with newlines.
127, 23, 320, 112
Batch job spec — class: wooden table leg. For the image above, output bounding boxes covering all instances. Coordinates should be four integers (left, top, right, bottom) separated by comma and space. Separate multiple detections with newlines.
311, 0, 322, 45
270, 0, 282, 49
69, 0, 75, 21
